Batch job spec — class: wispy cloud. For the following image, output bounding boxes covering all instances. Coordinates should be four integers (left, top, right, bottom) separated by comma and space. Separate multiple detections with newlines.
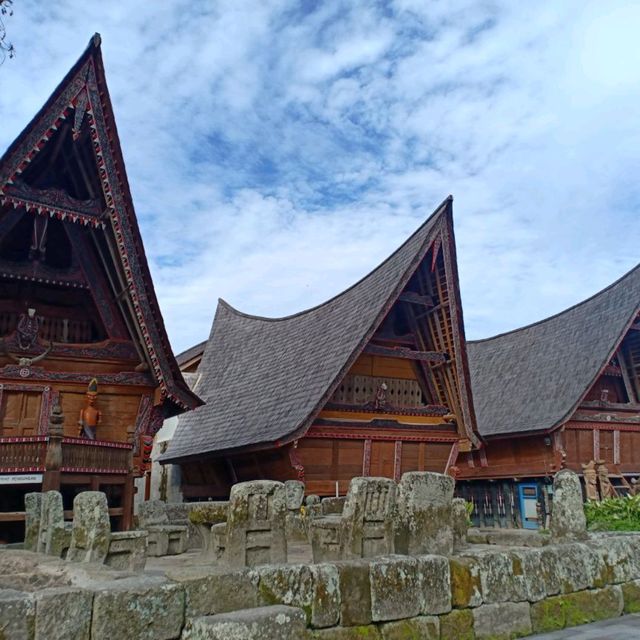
2, 1, 640, 352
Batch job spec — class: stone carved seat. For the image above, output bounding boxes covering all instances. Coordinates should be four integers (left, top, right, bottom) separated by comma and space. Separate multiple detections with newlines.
138, 499, 188, 557
24, 492, 42, 552
284, 480, 307, 542
24, 490, 71, 557
395, 471, 455, 556
309, 477, 397, 563
24, 490, 146, 570
211, 480, 287, 568
67, 491, 113, 563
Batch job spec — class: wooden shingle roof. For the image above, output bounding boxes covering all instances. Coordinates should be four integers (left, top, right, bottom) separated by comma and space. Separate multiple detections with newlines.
162, 197, 473, 463
468, 264, 640, 437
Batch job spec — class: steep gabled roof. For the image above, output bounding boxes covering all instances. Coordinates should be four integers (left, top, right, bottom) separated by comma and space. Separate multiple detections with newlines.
468, 263, 640, 437
163, 197, 478, 463
176, 340, 207, 370
0, 35, 201, 415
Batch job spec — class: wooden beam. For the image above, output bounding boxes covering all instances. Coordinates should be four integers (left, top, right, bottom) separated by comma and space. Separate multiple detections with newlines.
398, 291, 434, 308
404, 303, 440, 404
617, 348, 638, 403
363, 343, 447, 363
444, 441, 459, 474
0, 512, 25, 522
65, 225, 129, 339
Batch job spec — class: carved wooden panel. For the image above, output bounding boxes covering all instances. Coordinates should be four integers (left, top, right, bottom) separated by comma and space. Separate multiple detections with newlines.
331, 374, 424, 407
0, 390, 42, 436
369, 440, 395, 478
600, 430, 614, 464
58, 390, 141, 442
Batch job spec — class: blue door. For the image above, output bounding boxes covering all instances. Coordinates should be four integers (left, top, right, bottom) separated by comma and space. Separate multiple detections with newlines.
518, 483, 539, 530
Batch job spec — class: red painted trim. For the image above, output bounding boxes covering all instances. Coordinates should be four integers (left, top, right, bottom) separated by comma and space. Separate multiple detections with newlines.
565, 421, 640, 432
61, 437, 132, 450
0, 435, 48, 444
59, 466, 128, 474
0, 195, 102, 227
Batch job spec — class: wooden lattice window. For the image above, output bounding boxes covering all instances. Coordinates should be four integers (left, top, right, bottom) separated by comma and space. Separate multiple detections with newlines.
331, 374, 424, 407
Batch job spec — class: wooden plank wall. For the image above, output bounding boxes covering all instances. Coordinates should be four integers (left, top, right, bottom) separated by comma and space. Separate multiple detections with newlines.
458, 434, 558, 479
564, 426, 640, 473
297, 437, 451, 495
0, 384, 151, 442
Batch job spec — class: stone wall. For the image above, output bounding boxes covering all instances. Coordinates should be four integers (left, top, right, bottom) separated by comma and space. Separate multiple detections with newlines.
3, 533, 640, 639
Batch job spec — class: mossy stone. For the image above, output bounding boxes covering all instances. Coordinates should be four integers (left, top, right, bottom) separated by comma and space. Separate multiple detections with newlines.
530, 596, 566, 633
309, 625, 382, 639
336, 561, 372, 626
187, 502, 227, 526
450, 558, 482, 608
563, 586, 623, 627
379, 616, 438, 640
622, 580, 640, 613
439, 608, 474, 640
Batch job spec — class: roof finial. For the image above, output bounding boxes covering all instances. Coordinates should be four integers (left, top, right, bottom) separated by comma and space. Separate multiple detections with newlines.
92, 33, 102, 48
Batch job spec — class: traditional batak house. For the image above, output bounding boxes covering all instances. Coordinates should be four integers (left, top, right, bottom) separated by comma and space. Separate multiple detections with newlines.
161, 198, 482, 498
0, 35, 201, 541
457, 265, 640, 529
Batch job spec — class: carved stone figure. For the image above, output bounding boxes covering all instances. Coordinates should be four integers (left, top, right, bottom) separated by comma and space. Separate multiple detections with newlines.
78, 378, 101, 439
395, 471, 454, 556
37, 490, 70, 557
550, 469, 588, 542
452, 497, 469, 551
284, 480, 305, 511
67, 491, 111, 563
24, 492, 42, 551
581, 460, 600, 501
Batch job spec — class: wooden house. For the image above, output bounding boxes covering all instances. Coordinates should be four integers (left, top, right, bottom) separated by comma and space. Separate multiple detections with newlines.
161, 198, 481, 498
0, 35, 201, 541
457, 265, 640, 529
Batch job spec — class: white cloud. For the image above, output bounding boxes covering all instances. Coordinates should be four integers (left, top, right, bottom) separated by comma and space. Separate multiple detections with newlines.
1, 1, 639, 353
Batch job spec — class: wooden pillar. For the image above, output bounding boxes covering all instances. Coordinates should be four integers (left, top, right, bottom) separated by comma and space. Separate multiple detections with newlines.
121, 472, 134, 531
393, 441, 403, 482
362, 439, 372, 476
613, 430, 621, 465
42, 403, 63, 492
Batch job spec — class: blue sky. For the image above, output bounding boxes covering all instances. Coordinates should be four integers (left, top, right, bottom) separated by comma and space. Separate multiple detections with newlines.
1, 1, 640, 353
